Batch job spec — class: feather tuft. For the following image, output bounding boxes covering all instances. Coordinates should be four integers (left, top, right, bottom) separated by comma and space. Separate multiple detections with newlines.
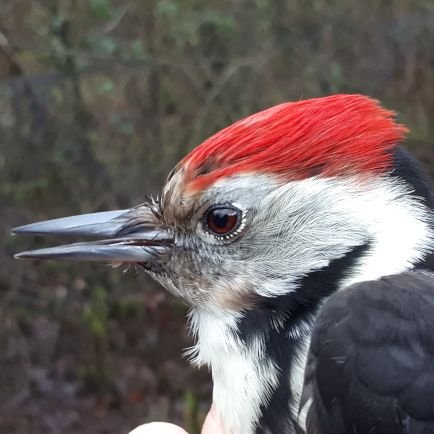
181, 94, 408, 191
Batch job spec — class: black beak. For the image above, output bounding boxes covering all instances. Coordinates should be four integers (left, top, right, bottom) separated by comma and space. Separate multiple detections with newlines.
12, 206, 173, 264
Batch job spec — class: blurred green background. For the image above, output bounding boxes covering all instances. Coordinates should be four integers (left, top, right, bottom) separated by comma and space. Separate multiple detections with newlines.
1, 1, 433, 433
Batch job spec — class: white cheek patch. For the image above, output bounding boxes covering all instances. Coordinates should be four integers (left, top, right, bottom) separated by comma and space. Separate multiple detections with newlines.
223, 174, 434, 297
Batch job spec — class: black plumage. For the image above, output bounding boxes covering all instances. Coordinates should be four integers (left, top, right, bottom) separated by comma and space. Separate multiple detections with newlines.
305, 271, 434, 434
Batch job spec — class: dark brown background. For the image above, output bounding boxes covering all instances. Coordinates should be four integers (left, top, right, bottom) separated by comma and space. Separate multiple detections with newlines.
1, 1, 433, 433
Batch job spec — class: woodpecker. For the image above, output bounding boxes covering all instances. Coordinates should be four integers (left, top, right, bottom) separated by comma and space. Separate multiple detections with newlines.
14, 94, 434, 434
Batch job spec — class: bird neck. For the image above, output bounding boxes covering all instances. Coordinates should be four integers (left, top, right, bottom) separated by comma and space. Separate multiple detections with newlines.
190, 244, 434, 434
189, 244, 371, 434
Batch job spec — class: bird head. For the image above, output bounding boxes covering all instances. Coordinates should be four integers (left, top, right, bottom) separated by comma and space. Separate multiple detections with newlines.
14, 94, 433, 315
13, 93, 434, 433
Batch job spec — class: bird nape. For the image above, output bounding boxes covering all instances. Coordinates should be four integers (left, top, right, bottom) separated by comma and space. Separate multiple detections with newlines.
13, 94, 434, 434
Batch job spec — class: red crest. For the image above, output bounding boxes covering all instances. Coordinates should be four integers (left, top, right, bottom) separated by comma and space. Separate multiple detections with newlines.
182, 94, 408, 191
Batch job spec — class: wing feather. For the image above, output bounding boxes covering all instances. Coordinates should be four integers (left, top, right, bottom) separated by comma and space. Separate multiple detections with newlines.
304, 271, 434, 434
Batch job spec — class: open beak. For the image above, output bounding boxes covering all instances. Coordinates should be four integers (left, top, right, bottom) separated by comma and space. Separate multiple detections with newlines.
12, 206, 173, 264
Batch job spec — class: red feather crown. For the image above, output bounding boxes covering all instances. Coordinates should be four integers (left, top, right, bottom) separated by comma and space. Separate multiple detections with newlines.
181, 94, 408, 192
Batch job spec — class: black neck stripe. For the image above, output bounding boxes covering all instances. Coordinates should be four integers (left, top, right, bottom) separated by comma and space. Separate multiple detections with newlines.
235, 242, 371, 434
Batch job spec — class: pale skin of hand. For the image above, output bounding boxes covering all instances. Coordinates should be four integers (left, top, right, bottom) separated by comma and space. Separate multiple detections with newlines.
129, 406, 224, 434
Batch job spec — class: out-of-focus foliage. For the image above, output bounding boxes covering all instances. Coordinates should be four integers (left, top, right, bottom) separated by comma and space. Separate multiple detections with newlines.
0, 0, 433, 433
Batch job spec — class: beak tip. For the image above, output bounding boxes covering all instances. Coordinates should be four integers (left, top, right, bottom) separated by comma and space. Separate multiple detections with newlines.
11, 225, 37, 235
10, 209, 133, 237
14, 250, 44, 260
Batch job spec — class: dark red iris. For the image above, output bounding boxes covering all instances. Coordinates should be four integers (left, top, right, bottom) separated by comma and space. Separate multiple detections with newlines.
206, 207, 240, 236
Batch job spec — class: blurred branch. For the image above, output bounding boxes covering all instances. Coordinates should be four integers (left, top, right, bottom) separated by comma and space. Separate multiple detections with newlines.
0, 28, 23, 76
189, 53, 278, 145
103, 5, 130, 33
0, 26, 50, 153
144, 0, 162, 153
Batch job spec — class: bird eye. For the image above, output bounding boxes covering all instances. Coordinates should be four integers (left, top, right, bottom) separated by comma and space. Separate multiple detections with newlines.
205, 206, 242, 237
